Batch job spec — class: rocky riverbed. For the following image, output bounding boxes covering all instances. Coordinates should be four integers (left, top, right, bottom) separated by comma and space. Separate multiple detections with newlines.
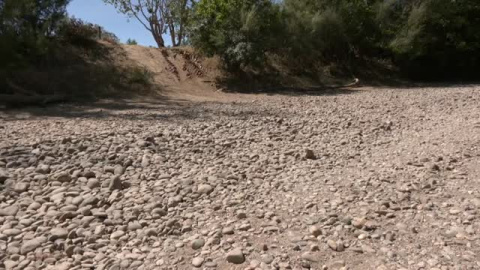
1, 85, 480, 270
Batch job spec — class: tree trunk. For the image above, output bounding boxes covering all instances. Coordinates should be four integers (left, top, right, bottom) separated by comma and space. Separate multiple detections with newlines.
150, 19, 165, 48
169, 23, 177, 47
176, 0, 189, 46
153, 33, 165, 48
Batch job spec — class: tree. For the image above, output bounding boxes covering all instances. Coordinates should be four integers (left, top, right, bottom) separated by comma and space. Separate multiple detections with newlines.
191, 0, 283, 69
166, 0, 196, 46
387, 0, 480, 79
0, 0, 70, 66
126, 38, 138, 45
103, 0, 195, 48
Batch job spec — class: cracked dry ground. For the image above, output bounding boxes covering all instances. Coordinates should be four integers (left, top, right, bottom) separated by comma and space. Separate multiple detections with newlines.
1, 85, 480, 270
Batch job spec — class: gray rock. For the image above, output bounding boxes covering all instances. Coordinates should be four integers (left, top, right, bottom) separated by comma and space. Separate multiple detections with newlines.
236, 211, 247, 219
301, 252, 319, 262
50, 228, 68, 241
110, 230, 125, 240
192, 257, 204, 267
197, 184, 213, 194
54, 172, 71, 182
35, 164, 50, 174
3, 228, 21, 236
0, 169, 8, 183
309, 225, 322, 237
191, 238, 205, 250
222, 226, 234, 235
87, 178, 100, 189
226, 248, 245, 264
114, 165, 125, 175
327, 239, 344, 252
305, 149, 316, 159
14, 182, 29, 192
21, 237, 47, 254
0, 205, 19, 216
109, 175, 122, 190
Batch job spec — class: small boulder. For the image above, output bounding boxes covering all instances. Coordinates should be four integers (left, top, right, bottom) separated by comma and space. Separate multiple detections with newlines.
197, 184, 213, 194
0, 205, 19, 217
21, 237, 47, 254
305, 149, 316, 160
108, 175, 122, 190
192, 257, 204, 267
53, 172, 71, 183
226, 248, 245, 264
87, 178, 100, 189
191, 238, 205, 250
50, 228, 68, 241
309, 225, 322, 237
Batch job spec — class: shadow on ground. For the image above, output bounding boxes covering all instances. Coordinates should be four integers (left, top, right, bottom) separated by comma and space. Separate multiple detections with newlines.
0, 96, 194, 121
0, 95, 279, 122
222, 85, 360, 96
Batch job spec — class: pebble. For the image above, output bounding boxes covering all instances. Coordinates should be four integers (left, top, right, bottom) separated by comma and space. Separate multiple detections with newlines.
191, 238, 205, 250
87, 178, 100, 189
192, 257, 204, 267
21, 237, 47, 254
197, 184, 213, 194
226, 248, 245, 264
309, 225, 322, 237
110, 230, 125, 240
109, 175, 122, 190
50, 228, 68, 241
0, 205, 19, 216
327, 240, 344, 252
2, 86, 480, 270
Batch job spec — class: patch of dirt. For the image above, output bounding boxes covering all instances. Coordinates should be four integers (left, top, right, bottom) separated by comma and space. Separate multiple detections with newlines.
121, 44, 227, 102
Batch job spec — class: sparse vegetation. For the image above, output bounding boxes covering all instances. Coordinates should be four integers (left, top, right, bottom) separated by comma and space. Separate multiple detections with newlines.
0, 0, 153, 102
126, 38, 138, 45
126, 66, 153, 85
58, 17, 120, 47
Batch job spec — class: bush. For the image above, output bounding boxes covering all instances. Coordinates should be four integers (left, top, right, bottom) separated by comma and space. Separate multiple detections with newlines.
0, 0, 70, 68
389, 0, 480, 79
191, 0, 284, 70
126, 38, 138, 45
126, 66, 152, 85
58, 17, 120, 47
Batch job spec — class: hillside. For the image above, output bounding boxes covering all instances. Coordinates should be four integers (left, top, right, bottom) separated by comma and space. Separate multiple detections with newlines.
0, 41, 230, 108
120, 44, 223, 101
1, 40, 363, 108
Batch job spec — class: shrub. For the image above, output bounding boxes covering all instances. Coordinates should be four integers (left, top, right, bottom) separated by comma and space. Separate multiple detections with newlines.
389, 0, 480, 79
0, 0, 70, 68
191, 0, 283, 70
126, 38, 138, 45
126, 66, 153, 85
58, 17, 120, 47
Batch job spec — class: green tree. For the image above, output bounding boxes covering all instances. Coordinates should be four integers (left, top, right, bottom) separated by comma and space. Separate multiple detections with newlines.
103, 0, 195, 47
191, 0, 283, 70
166, 0, 196, 46
388, 0, 480, 79
0, 0, 70, 67
126, 38, 138, 45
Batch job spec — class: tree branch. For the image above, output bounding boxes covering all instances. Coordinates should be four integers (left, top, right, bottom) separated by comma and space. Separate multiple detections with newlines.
125, 0, 152, 31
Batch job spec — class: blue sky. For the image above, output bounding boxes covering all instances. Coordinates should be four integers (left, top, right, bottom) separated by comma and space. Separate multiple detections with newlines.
67, 0, 163, 47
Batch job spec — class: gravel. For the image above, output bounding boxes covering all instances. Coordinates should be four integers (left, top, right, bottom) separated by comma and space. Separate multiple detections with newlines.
1, 85, 480, 269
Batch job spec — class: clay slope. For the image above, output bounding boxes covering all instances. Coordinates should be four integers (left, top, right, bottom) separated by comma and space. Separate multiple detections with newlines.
121, 45, 223, 101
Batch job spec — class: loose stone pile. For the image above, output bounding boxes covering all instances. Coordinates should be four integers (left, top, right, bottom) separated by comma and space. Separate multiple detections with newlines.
0, 85, 480, 270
